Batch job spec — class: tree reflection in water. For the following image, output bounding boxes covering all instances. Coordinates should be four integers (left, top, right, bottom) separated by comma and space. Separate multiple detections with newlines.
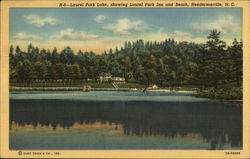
10, 99, 242, 150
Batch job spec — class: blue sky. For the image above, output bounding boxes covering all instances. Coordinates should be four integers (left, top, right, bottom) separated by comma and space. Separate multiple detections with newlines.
10, 8, 242, 53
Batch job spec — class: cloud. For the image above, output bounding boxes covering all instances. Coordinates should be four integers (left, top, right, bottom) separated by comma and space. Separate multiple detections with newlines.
24, 14, 57, 27
169, 30, 192, 38
94, 15, 106, 23
103, 18, 150, 35
53, 28, 99, 40
15, 32, 42, 41
98, 37, 124, 44
193, 16, 240, 34
140, 28, 206, 44
141, 28, 193, 42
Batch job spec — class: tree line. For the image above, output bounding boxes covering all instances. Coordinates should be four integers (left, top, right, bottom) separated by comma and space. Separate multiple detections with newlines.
9, 30, 242, 89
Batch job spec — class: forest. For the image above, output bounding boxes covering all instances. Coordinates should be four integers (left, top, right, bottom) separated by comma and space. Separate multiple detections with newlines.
9, 30, 243, 99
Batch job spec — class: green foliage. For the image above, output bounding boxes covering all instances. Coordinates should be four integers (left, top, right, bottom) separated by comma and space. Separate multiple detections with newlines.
9, 30, 243, 99
198, 86, 242, 100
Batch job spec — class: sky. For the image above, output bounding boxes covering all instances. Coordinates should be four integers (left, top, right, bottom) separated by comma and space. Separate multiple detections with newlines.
10, 8, 242, 54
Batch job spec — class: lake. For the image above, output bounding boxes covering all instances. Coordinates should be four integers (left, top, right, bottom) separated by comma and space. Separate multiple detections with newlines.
9, 91, 242, 150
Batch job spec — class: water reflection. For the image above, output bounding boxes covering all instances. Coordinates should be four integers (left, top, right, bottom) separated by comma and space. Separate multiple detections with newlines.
10, 99, 242, 150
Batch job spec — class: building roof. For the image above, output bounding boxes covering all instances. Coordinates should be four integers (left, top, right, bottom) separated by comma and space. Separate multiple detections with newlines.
148, 83, 157, 87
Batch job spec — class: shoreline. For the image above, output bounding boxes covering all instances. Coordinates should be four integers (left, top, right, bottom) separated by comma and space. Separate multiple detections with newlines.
10, 86, 197, 93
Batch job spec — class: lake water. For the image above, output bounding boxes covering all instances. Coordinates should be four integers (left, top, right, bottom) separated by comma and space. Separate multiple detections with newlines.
10, 91, 242, 150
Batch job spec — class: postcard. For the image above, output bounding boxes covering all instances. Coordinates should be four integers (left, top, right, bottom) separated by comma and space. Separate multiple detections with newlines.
0, 0, 250, 158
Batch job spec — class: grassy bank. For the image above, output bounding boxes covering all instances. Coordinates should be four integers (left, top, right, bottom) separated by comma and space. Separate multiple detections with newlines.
11, 81, 112, 88
116, 83, 145, 88
10, 82, 146, 88
10, 82, 146, 91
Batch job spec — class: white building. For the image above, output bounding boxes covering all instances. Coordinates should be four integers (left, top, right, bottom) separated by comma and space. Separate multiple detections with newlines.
148, 83, 158, 89
98, 73, 112, 82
